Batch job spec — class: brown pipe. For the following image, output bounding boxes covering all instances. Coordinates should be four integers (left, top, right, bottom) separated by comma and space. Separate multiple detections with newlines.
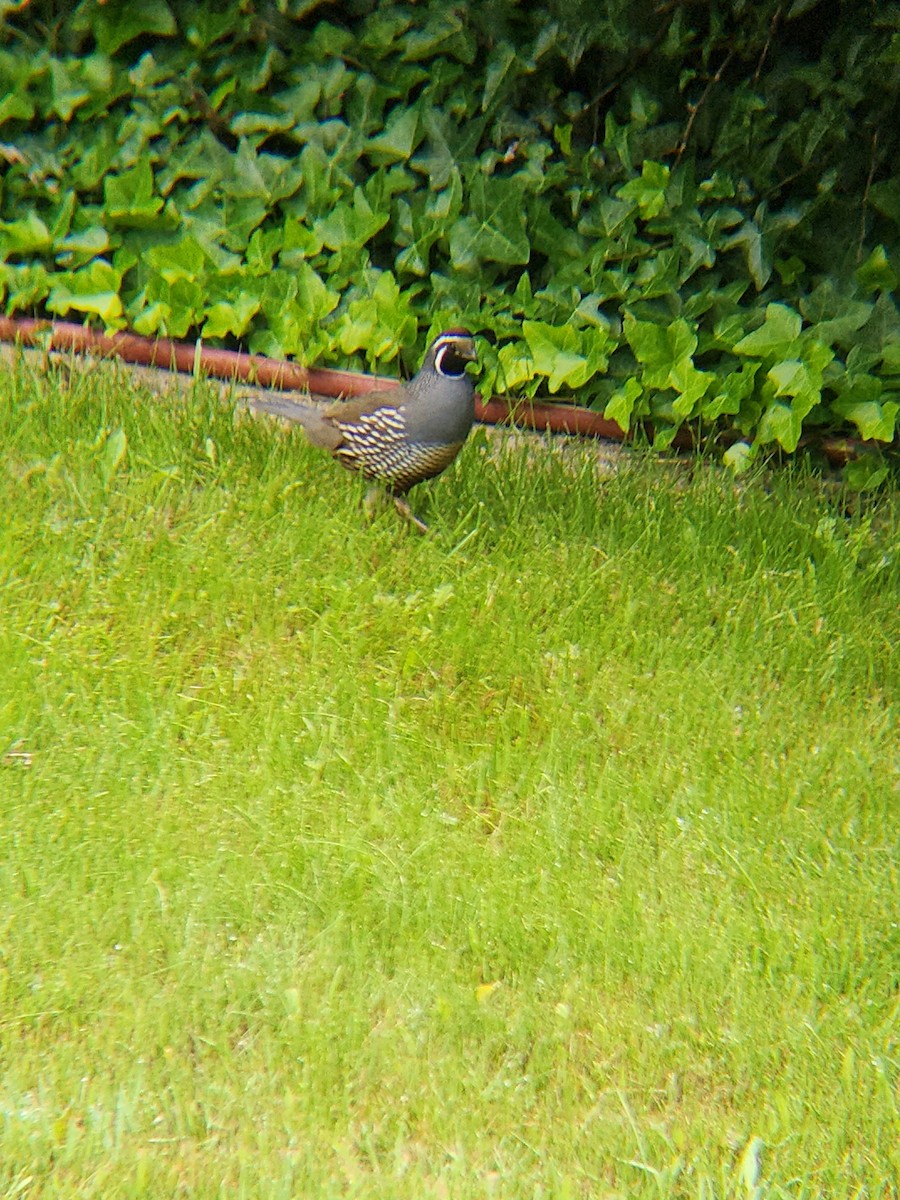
0, 315, 630, 440
0, 315, 393, 398
475, 395, 629, 440
0, 316, 887, 463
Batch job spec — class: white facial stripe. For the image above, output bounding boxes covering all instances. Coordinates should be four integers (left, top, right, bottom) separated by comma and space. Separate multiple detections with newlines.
434, 339, 472, 378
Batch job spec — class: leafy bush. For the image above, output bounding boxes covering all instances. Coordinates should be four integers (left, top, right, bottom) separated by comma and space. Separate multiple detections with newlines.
0, 0, 898, 468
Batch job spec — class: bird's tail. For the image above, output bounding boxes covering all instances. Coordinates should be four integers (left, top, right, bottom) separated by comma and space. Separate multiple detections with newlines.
241, 391, 318, 423
239, 391, 341, 450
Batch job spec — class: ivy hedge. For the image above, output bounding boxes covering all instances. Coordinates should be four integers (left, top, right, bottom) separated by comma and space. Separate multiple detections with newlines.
1, 0, 898, 477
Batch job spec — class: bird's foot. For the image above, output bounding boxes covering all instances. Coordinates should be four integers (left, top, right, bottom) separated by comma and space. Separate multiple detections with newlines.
393, 495, 429, 534
363, 487, 429, 533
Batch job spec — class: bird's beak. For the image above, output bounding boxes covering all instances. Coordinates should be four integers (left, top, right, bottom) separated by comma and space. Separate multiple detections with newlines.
461, 342, 478, 362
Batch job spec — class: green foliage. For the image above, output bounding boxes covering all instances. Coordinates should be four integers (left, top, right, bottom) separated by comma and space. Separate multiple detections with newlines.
0, 0, 898, 465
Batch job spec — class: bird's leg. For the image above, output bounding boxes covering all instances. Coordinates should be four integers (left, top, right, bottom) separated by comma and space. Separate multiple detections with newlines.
363, 485, 429, 533
393, 494, 429, 534
363, 485, 386, 524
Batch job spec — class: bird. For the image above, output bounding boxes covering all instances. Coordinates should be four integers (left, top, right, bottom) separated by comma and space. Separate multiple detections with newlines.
247, 329, 478, 531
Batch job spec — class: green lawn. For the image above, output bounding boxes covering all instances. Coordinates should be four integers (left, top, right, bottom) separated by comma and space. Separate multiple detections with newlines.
1, 355, 897, 1198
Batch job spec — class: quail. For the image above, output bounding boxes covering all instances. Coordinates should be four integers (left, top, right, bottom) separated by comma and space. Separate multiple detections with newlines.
248, 329, 478, 531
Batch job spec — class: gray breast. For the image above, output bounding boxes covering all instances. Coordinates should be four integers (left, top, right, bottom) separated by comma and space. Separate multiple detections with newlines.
402, 375, 475, 446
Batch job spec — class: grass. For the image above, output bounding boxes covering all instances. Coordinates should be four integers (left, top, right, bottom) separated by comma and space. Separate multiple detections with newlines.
1, 352, 898, 1199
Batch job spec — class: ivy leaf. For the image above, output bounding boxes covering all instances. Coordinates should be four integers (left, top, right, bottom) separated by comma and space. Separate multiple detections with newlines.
799, 278, 873, 351
230, 108, 296, 140
800, 338, 834, 380
625, 313, 721, 420
0, 263, 51, 313
359, 9, 413, 56
722, 219, 770, 290
145, 237, 207, 283
851, 400, 898, 442
253, 271, 302, 359
449, 176, 530, 271
72, 0, 176, 55
366, 105, 421, 164
47, 260, 123, 323
767, 359, 820, 420
677, 230, 716, 280
131, 300, 171, 337
496, 341, 537, 391
49, 60, 90, 121
55, 227, 111, 269
184, 10, 246, 54
300, 22, 354, 61
202, 293, 261, 339
625, 315, 697, 389
400, 10, 474, 63
574, 293, 615, 331
598, 197, 635, 238
723, 441, 755, 474
806, 304, 872, 347
634, 247, 680, 299
337, 270, 417, 365
603, 111, 632, 172
411, 108, 457, 189
554, 123, 573, 155
669, 358, 714, 417
856, 245, 899, 295
0, 91, 34, 125
244, 226, 282, 276
0, 212, 52, 259
482, 42, 517, 112
733, 303, 802, 359
652, 424, 681, 451
104, 161, 165, 227
314, 189, 388, 252
394, 214, 439, 277
216, 195, 268, 249
521, 321, 608, 392
604, 377, 643, 430
51, 193, 77, 251
867, 178, 900, 227
757, 401, 802, 452
703, 363, 759, 419
158, 128, 233, 198
395, 171, 463, 276
294, 261, 340, 325
616, 160, 670, 219
133, 275, 205, 338
511, 270, 536, 314
280, 217, 324, 267
834, 386, 898, 441
522, 321, 586, 391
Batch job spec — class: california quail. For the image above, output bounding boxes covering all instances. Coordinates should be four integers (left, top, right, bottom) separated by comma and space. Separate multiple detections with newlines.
248, 329, 478, 531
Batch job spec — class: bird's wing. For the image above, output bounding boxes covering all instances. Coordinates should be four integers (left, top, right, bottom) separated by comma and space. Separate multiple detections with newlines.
323, 388, 404, 426
247, 387, 407, 453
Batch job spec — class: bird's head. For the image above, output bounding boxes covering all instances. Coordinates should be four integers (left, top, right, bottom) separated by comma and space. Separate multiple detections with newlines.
429, 329, 478, 379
